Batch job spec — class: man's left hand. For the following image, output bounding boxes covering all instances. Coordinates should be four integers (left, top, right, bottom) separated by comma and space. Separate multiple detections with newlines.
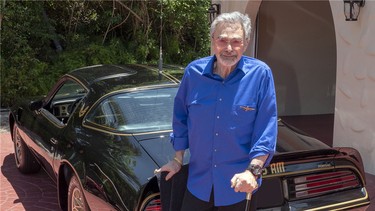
230, 170, 258, 193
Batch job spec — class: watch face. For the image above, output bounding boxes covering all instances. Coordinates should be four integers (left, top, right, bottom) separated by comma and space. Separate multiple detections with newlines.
249, 164, 263, 176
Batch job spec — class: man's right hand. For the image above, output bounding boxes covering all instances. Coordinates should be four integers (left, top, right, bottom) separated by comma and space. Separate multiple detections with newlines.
154, 158, 182, 181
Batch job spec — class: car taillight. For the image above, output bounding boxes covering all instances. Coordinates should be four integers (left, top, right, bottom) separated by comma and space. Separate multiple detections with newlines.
145, 198, 162, 211
285, 170, 360, 200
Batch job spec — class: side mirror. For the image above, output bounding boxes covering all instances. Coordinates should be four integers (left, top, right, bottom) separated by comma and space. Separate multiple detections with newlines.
29, 100, 44, 111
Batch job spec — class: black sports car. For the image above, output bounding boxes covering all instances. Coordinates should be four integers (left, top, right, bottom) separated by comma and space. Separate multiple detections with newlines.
9, 64, 370, 211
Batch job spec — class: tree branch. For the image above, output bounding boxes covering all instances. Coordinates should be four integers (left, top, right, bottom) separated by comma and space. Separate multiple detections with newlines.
115, 0, 143, 23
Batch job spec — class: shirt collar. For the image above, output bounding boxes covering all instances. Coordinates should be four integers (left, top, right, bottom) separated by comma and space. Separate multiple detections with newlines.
236, 56, 246, 73
202, 55, 247, 78
202, 56, 216, 77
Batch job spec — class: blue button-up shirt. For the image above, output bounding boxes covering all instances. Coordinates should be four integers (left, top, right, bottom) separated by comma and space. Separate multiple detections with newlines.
171, 55, 278, 206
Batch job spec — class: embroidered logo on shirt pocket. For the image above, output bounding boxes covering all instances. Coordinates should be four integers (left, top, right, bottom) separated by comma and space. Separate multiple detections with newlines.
239, 105, 255, 112
231, 104, 256, 134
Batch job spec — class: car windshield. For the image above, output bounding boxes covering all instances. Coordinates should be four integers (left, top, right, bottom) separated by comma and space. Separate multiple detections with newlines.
86, 87, 177, 133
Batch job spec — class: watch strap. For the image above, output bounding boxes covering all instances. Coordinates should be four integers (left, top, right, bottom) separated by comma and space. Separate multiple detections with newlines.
246, 164, 264, 177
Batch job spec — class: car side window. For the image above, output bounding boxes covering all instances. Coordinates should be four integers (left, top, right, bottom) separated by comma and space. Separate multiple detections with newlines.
85, 87, 177, 133
86, 98, 121, 129
48, 80, 87, 123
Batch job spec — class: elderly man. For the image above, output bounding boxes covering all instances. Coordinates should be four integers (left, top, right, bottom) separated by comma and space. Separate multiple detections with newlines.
157, 11, 278, 211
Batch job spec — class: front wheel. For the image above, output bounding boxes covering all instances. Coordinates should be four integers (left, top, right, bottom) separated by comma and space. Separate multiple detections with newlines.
68, 175, 89, 211
13, 124, 41, 174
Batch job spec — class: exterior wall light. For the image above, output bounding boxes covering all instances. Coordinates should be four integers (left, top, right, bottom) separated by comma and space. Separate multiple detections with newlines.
208, 3, 221, 24
344, 0, 365, 21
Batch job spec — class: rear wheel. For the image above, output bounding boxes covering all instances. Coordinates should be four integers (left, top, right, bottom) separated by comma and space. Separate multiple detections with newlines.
139, 192, 162, 211
13, 124, 41, 173
68, 175, 89, 211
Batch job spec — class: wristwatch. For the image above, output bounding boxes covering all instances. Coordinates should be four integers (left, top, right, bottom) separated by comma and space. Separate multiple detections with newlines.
246, 164, 264, 177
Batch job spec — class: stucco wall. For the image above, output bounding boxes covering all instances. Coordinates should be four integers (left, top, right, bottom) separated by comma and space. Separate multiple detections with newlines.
330, 0, 375, 174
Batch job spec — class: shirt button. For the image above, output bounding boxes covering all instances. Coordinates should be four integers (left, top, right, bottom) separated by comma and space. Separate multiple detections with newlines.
219, 98, 222, 101
214, 165, 217, 167
216, 116, 220, 119
215, 133, 219, 136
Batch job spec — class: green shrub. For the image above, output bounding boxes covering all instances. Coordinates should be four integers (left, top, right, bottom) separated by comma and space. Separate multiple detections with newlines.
1, 0, 210, 107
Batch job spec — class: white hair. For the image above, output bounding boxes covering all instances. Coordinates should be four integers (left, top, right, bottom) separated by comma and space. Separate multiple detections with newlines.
210, 11, 252, 40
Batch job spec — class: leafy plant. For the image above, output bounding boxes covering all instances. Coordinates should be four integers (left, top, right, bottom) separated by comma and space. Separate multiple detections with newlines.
1, 0, 210, 107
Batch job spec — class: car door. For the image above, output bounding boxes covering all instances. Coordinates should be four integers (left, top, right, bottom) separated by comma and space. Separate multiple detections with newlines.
30, 78, 87, 180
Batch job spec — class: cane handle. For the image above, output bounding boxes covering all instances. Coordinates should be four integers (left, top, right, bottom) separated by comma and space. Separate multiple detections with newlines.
246, 192, 252, 200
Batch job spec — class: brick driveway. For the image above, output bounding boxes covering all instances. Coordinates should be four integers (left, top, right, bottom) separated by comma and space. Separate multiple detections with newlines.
1, 111, 60, 211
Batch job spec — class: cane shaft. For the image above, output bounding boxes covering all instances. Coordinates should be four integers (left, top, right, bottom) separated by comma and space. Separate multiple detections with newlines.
245, 192, 252, 211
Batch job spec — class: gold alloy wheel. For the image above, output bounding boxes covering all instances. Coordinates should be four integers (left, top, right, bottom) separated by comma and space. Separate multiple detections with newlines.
14, 128, 23, 167
68, 175, 88, 211
71, 188, 85, 211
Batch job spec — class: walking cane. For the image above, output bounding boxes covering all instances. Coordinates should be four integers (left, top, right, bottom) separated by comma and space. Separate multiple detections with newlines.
245, 192, 252, 211
245, 184, 258, 211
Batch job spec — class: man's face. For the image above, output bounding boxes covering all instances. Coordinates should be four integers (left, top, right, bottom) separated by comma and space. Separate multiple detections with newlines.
212, 22, 248, 69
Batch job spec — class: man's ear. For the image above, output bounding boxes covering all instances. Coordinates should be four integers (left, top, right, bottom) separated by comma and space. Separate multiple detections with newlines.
245, 38, 250, 46
242, 38, 250, 52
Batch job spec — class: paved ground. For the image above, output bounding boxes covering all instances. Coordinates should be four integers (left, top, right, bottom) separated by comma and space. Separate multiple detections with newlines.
0, 109, 10, 133
1, 110, 61, 211
0, 110, 373, 210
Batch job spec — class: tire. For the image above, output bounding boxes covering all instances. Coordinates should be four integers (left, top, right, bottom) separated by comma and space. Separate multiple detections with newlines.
139, 192, 162, 211
68, 175, 89, 211
13, 124, 41, 174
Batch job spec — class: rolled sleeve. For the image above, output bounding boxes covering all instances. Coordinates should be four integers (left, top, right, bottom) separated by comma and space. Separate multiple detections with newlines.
170, 133, 189, 151
170, 69, 190, 152
249, 66, 278, 167
249, 147, 275, 167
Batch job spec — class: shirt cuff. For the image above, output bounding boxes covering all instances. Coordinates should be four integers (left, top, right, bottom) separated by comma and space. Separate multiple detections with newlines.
248, 150, 275, 167
170, 133, 189, 151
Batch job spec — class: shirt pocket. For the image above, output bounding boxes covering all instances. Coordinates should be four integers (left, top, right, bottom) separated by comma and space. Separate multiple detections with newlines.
187, 96, 216, 116
187, 99, 208, 121
231, 104, 257, 144
232, 103, 257, 128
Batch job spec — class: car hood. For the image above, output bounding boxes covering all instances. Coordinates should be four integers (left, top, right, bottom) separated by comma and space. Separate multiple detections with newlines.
135, 132, 176, 167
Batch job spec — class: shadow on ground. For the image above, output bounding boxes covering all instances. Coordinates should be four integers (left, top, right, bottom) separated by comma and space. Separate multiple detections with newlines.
1, 153, 61, 210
